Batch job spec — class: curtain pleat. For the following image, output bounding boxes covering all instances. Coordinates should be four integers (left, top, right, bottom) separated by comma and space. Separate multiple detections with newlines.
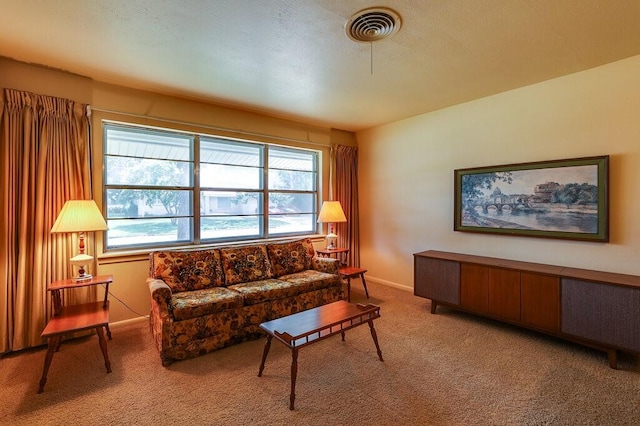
1, 89, 90, 353
334, 145, 359, 267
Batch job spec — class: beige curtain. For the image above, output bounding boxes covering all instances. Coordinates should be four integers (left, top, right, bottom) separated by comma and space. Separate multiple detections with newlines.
0, 89, 91, 353
334, 145, 359, 267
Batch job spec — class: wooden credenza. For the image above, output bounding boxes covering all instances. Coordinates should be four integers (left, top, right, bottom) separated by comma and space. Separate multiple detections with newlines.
414, 250, 640, 368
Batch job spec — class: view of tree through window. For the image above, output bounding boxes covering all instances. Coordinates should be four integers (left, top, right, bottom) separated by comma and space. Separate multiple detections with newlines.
104, 123, 319, 249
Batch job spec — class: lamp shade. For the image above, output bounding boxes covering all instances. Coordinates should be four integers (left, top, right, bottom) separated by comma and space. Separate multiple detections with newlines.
317, 201, 347, 223
51, 200, 108, 233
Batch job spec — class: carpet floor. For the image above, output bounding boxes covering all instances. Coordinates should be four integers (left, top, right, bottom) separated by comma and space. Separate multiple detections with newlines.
1, 281, 638, 425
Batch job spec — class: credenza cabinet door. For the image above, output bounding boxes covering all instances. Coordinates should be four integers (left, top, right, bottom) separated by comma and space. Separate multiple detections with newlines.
461, 265, 521, 321
562, 279, 640, 352
521, 273, 560, 332
414, 256, 460, 305
460, 264, 489, 313
488, 268, 521, 322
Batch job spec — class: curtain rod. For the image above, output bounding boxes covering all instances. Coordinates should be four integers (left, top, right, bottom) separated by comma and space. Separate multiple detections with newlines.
87, 106, 331, 148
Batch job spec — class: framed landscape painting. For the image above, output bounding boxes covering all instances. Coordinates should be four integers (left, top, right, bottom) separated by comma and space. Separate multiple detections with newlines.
454, 156, 609, 242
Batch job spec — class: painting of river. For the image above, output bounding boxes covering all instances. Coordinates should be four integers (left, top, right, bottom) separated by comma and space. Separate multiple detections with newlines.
454, 156, 609, 241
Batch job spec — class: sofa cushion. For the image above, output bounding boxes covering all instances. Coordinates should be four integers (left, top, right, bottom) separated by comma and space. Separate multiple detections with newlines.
266, 238, 314, 277
220, 245, 273, 285
228, 271, 339, 305
170, 287, 244, 321
151, 249, 225, 292
270, 287, 343, 319
278, 269, 341, 292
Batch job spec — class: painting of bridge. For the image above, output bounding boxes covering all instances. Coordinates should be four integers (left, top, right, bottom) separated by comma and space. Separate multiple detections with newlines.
469, 192, 535, 214
454, 156, 609, 242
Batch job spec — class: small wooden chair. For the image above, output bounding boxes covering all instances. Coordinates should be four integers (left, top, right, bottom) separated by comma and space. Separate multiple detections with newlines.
339, 266, 370, 302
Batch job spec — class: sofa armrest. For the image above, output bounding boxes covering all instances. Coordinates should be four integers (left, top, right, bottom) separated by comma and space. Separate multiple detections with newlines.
311, 256, 340, 274
147, 277, 172, 307
147, 277, 173, 364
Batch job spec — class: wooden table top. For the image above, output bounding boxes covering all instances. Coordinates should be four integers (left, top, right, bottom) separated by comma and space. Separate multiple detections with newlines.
41, 301, 110, 337
48, 275, 113, 291
316, 247, 349, 255
260, 301, 380, 348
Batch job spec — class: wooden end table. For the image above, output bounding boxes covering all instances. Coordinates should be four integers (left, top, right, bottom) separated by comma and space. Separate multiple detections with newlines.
257, 300, 383, 410
317, 248, 372, 301
339, 266, 370, 301
38, 275, 113, 393
315, 247, 349, 265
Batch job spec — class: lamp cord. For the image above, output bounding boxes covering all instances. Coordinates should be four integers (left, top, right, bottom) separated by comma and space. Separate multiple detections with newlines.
100, 284, 148, 318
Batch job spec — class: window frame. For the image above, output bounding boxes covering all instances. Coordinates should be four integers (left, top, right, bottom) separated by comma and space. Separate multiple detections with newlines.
103, 122, 321, 251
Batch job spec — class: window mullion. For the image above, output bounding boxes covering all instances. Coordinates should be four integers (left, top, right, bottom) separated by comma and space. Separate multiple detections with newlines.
263, 145, 269, 238
193, 135, 201, 244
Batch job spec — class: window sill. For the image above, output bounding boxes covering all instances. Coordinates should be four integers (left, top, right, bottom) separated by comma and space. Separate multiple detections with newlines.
98, 234, 328, 264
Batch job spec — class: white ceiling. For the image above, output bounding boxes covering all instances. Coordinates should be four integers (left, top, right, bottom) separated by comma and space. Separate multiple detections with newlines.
2, 1, 640, 132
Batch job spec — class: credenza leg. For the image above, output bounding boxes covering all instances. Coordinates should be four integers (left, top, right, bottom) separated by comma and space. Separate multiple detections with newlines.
607, 349, 618, 369
430, 301, 437, 314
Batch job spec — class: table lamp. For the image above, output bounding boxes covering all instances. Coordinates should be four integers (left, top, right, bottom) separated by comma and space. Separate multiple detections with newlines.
51, 199, 108, 280
317, 201, 346, 249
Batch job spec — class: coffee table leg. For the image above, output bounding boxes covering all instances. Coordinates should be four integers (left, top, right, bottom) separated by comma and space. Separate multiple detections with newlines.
368, 320, 384, 362
258, 335, 272, 377
290, 348, 299, 410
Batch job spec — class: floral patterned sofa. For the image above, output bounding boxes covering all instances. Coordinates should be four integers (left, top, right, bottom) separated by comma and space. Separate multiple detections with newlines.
147, 238, 345, 366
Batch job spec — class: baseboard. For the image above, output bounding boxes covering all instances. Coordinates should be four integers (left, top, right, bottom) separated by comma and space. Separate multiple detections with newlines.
109, 315, 149, 329
364, 275, 412, 292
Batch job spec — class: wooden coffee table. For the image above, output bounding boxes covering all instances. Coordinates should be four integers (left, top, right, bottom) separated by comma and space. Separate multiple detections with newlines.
257, 300, 383, 410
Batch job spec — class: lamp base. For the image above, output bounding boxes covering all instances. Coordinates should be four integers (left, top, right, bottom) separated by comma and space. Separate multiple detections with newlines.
326, 231, 338, 250
70, 254, 94, 281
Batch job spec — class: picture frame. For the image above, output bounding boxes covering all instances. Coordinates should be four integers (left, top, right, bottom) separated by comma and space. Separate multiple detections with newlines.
454, 155, 609, 242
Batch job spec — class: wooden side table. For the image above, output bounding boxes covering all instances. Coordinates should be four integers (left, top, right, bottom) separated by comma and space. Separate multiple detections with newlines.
315, 247, 349, 265
38, 275, 113, 393
317, 247, 371, 301
339, 266, 370, 301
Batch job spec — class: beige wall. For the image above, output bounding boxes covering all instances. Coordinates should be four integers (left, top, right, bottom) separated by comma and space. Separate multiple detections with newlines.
357, 54, 640, 292
5, 53, 640, 320
2, 57, 356, 324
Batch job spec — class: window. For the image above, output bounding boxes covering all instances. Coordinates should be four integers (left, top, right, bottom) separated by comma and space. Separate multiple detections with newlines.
104, 123, 319, 249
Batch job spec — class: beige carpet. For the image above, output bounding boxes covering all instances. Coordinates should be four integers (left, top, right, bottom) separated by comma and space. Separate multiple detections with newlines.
1, 281, 638, 425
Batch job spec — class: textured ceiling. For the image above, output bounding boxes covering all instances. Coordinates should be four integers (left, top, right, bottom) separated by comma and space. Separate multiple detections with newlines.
2, 1, 640, 131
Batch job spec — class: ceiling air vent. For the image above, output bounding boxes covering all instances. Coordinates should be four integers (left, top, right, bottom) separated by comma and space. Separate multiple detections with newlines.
346, 7, 402, 43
